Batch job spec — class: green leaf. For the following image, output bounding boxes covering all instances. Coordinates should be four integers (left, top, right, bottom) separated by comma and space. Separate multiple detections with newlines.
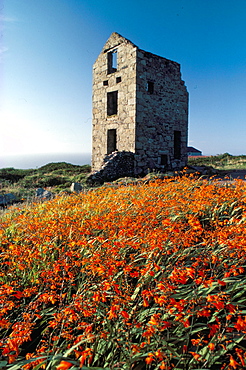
81, 367, 110, 370
190, 325, 208, 334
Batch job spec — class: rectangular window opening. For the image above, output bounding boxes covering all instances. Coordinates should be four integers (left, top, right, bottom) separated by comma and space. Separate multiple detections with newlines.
107, 91, 118, 116
160, 154, 168, 166
107, 129, 117, 154
103, 80, 108, 86
116, 76, 121, 83
174, 130, 181, 159
107, 49, 117, 74
146, 81, 154, 94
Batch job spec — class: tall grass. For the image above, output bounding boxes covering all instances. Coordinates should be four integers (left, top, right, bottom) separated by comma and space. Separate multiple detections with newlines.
0, 175, 246, 369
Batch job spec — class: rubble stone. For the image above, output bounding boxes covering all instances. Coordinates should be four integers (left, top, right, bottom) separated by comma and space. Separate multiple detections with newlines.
87, 151, 134, 184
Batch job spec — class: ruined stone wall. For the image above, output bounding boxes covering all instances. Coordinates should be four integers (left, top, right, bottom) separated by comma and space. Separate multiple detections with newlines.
92, 33, 137, 172
91, 32, 189, 180
134, 50, 188, 175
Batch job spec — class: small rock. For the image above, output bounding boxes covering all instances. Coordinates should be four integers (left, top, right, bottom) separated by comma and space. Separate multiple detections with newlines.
0, 193, 17, 207
35, 188, 53, 200
70, 182, 82, 193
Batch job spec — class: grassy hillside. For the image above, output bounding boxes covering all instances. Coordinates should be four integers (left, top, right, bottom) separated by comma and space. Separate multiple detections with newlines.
0, 175, 246, 369
0, 162, 91, 202
188, 153, 246, 170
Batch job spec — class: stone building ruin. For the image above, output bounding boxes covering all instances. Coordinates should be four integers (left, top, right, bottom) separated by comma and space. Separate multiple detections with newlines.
89, 32, 188, 182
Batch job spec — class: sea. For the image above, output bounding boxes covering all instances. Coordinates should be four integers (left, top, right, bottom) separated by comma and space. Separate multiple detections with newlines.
0, 153, 91, 169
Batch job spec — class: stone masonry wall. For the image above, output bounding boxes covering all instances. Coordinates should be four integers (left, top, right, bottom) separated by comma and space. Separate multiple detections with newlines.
135, 50, 188, 175
91, 33, 189, 179
92, 33, 137, 171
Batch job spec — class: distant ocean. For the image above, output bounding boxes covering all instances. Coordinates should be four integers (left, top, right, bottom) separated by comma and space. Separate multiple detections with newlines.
0, 153, 91, 169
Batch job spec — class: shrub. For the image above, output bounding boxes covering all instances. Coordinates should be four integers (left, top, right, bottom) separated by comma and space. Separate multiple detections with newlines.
38, 162, 90, 173
40, 174, 69, 187
0, 168, 33, 183
19, 174, 42, 188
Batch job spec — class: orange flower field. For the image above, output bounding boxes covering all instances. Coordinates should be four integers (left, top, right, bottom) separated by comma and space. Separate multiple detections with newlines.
0, 175, 246, 369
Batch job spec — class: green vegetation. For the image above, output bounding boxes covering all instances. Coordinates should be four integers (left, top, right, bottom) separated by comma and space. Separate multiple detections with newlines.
188, 153, 246, 170
0, 162, 91, 201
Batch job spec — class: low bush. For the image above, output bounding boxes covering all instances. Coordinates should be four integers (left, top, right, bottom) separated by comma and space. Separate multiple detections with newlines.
0, 168, 33, 183
38, 162, 90, 174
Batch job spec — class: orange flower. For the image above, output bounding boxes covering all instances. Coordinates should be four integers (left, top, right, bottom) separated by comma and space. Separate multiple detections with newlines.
108, 304, 120, 319
229, 355, 239, 369
182, 318, 190, 327
148, 314, 160, 326
189, 352, 201, 361
191, 338, 201, 346
234, 316, 246, 331
208, 342, 215, 351
197, 308, 211, 317
145, 353, 154, 365
79, 348, 93, 367
208, 323, 220, 337
160, 361, 167, 369
235, 348, 245, 367
120, 310, 129, 319
56, 360, 73, 370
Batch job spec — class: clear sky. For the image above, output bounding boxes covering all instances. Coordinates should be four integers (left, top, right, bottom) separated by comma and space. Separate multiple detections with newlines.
1, 0, 246, 168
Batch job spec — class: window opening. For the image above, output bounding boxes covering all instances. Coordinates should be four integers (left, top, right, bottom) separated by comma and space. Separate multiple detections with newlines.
107, 49, 117, 74
174, 130, 181, 159
103, 80, 108, 86
107, 129, 117, 154
112, 50, 117, 69
146, 81, 154, 94
116, 76, 121, 83
107, 91, 118, 116
160, 154, 168, 166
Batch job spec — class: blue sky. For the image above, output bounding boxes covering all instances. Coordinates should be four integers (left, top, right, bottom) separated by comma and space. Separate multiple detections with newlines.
1, 0, 246, 167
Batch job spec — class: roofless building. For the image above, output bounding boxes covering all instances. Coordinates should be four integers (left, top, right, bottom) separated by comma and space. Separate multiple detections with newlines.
91, 32, 188, 178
